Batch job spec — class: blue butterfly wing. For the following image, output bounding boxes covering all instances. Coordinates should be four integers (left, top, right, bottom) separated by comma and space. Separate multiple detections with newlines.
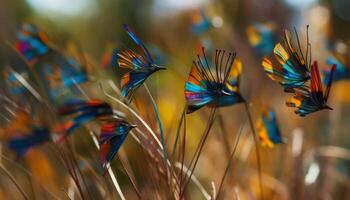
121, 70, 150, 98
8, 128, 50, 158
123, 24, 153, 63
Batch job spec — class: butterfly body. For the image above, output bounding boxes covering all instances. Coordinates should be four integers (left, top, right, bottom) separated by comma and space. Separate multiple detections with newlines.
246, 22, 275, 56
99, 120, 136, 168
116, 24, 165, 99
15, 24, 49, 63
257, 109, 284, 148
185, 48, 244, 114
286, 61, 335, 116
56, 100, 114, 139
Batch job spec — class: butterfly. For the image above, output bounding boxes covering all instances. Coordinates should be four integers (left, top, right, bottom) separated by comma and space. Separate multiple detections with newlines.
262, 27, 311, 91
323, 54, 349, 84
185, 47, 244, 114
190, 9, 211, 35
7, 127, 51, 158
99, 119, 136, 168
15, 24, 49, 64
115, 24, 165, 99
56, 99, 115, 140
256, 109, 285, 148
246, 22, 275, 56
286, 61, 335, 116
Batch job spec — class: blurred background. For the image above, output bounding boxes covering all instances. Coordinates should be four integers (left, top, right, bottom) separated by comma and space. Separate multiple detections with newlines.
0, 0, 350, 199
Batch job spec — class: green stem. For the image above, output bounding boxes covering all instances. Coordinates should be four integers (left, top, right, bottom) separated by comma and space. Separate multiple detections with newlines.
171, 107, 186, 160
244, 101, 264, 200
143, 84, 169, 178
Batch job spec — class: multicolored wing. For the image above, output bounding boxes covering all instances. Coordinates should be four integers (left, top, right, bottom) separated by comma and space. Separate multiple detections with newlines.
60, 58, 88, 87
101, 48, 119, 69
99, 120, 130, 144
117, 49, 155, 98
225, 58, 242, 92
324, 64, 336, 102
56, 100, 114, 140
257, 110, 283, 147
323, 56, 349, 84
99, 121, 130, 167
286, 89, 320, 117
61, 111, 100, 134
310, 61, 325, 106
121, 70, 150, 98
57, 99, 111, 115
185, 64, 215, 114
263, 110, 283, 143
15, 24, 49, 63
7, 128, 50, 158
122, 24, 153, 64
117, 49, 150, 70
282, 30, 306, 67
246, 23, 275, 56
262, 30, 309, 89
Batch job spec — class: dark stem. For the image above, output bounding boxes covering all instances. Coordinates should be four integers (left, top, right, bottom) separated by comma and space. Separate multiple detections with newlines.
143, 84, 169, 183
180, 108, 216, 198
179, 111, 187, 190
244, 101, 264, 200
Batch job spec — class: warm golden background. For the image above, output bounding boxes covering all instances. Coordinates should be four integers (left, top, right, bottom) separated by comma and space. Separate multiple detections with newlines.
0, 0, 350, 199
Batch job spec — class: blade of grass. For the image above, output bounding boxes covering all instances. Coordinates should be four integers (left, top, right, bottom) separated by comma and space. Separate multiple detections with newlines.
100, 83, 181, 197
143, 83, 169, 180
70, 80, 126, 200
171, 107, 186, 161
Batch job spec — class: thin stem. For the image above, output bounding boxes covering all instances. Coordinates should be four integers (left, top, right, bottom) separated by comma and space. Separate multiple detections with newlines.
117, 154, 142, 200
66, 141, 92, 199
216, 116, 247, 199
244, 101, 264, 200
0, 164, 30, 200
180, 110, 187, 188
100, 83, 181, 197
174, 162, 211, 200
180, 108, 216, 198
143, 83, 169, 179
171, 107, 186, 160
